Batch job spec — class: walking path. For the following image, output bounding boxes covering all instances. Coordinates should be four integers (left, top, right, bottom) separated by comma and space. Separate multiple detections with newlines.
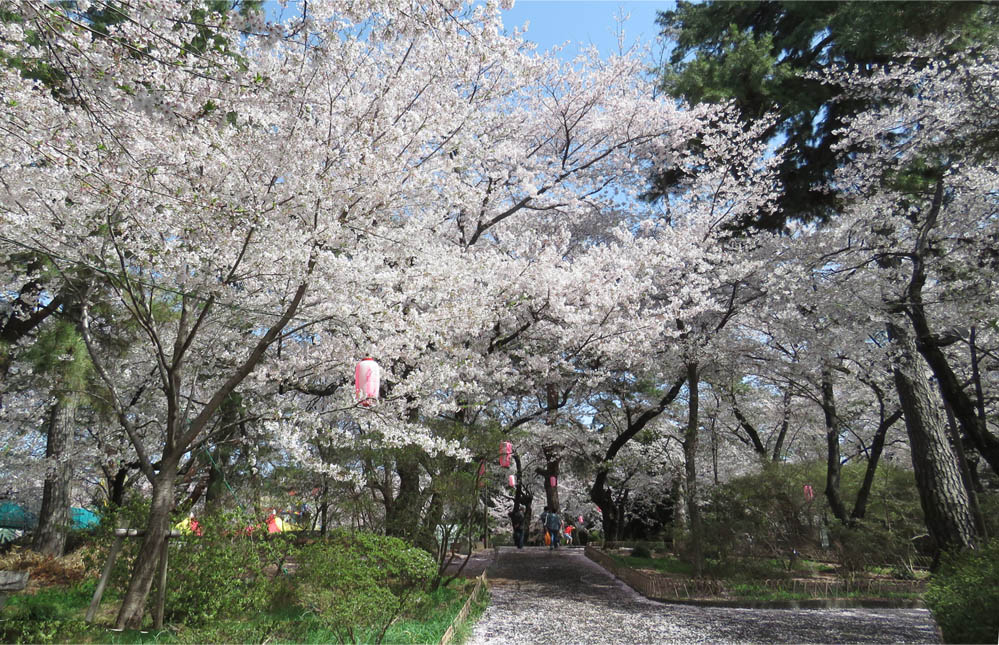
466, 547, 940, 644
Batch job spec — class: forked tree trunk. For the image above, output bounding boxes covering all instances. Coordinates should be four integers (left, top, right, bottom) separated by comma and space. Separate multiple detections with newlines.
887, 321, 976, 559
115, 459, 179, 630
851, 408, 902, 521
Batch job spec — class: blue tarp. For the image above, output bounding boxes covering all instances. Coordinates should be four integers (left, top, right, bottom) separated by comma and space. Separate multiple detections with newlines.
0, 502, 36, 530
0, 503, 99, 530
70, 507, 100, 529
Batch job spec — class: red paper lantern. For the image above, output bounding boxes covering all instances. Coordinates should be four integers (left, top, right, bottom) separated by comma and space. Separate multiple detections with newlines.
354, 358, 381, 406
549, 476, 557, 488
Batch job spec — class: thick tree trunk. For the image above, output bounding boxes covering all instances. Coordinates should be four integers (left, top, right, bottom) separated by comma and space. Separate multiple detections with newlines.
540, 457, 561, 513
670, 473, 686, 551
942, 399, 989, 540
683, 362, 703, 577
115, 459, 179, 630
386, 451, 423, 541
821, 365, 849, 524
909, 313, 999, 476
590, 481, 619, 542
34, 400, 76, 557
887, 321, 977, 558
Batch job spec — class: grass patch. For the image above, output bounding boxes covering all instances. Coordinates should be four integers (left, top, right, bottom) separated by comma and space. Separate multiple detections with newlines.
612, 554, 696, 576
380, 581, 478, 644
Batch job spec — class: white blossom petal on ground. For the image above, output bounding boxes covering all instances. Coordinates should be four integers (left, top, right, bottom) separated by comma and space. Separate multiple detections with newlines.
467, 547, 940, 645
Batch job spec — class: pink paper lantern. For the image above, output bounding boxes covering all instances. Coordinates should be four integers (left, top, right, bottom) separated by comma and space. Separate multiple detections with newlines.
803, 484, 815, 501
549, 476, 557, 488
508, 474, 516, 487
499, 441, 512, 467
354, 358, 381, 406
578, 515, 584, 524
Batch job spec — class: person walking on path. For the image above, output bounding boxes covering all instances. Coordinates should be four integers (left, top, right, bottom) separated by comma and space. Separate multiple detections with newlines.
542, 507, 563, 550
510, 507, 525, 549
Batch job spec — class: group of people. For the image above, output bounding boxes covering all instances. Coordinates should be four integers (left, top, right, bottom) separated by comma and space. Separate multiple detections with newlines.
509, 506, 575, 550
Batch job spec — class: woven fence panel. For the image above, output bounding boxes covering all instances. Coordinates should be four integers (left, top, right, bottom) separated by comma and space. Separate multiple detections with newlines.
584, 547, 924, 601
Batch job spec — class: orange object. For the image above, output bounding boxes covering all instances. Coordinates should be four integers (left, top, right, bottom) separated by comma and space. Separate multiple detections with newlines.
544, 531, 551, 546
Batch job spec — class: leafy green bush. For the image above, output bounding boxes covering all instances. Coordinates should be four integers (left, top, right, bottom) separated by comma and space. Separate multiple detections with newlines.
828, 520, 917, 579
925, 539, 999, 644
164, 509, 297, 625
292, 530, 435, 644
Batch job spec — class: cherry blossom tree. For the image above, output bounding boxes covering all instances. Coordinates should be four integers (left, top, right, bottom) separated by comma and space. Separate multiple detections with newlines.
801, 44, 999, 555
1, 0, 779, 624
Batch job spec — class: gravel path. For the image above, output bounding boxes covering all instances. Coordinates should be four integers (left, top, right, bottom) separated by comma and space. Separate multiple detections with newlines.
467, 547, 940, 645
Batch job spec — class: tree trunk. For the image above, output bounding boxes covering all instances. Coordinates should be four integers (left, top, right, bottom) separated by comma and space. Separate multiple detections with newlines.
683, 362, 703, 577
115, 458, 179, 630
887, 321, 977, 558
909, 313, 999, 476
821, 365, 849, 524
540, 457, 561, 513
386, 451, 423, 541
942, 397, 989, 540
591, 482, 618, 542
851, 409, 902, 521
772, 391, 791, 462
670, 473, 686, 551
34, 399, 76, 557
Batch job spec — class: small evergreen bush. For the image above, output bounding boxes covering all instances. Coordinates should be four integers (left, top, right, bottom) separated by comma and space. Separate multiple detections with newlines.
630, 544, 652, 559
925, 539, 999, 644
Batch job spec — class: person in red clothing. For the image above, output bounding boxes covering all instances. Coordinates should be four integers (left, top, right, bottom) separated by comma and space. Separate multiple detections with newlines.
563, 523, 574, 546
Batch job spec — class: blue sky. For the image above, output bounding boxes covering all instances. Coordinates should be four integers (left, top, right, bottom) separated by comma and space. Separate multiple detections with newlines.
500, 1, 674, 58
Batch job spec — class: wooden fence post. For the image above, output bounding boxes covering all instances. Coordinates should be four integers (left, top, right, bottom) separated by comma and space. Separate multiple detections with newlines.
86, 534, 124, 623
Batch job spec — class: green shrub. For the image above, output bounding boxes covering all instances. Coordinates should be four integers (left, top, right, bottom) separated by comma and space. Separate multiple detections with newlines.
925, 539, 999, 644
164, 508, 296, 625
293, 530, 435, 644
631, 545, 652, 559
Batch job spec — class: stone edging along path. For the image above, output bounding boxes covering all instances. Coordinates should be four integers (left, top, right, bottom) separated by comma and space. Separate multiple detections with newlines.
583, 546, 927, 609
466, 547, 940, 644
